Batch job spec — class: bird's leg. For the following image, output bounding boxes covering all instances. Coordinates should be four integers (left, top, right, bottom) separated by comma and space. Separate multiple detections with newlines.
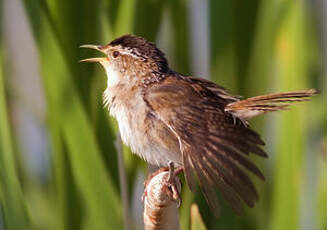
166, 162, 183, 206
167, 161, 175, 183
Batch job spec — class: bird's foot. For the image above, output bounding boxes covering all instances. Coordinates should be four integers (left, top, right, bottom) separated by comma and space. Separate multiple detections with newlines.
166, 162, 182, 205
142, 161, 183, 205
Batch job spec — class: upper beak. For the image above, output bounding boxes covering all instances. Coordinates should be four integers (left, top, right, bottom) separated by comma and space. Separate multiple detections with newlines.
79, 44, 108, 63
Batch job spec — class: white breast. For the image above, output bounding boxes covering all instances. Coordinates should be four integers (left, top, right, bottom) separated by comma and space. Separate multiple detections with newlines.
112, 106, 137, 151
115, 107, 182, 166
104, 75, 182, 166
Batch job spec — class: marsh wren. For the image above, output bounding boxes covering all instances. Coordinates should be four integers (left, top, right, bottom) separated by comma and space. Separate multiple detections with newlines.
80, 34, 318, 215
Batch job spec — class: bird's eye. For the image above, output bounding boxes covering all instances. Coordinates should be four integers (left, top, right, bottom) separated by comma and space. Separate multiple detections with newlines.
113, 51, 120, 58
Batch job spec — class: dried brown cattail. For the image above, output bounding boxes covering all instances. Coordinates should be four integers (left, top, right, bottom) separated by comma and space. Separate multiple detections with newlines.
143, 164, 181, 230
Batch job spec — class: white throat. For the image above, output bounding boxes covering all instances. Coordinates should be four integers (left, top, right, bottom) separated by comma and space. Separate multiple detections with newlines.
103, 65, 121, 88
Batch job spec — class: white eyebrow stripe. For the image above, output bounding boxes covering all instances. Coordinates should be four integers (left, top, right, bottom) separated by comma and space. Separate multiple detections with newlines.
119, 50, 140, 59
118, 46, 146, 60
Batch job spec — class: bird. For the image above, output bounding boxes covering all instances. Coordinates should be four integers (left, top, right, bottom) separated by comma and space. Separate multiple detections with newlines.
80, 34, 318, 216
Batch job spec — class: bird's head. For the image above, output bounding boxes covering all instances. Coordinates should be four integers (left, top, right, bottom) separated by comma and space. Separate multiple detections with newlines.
80, 34, 169, 88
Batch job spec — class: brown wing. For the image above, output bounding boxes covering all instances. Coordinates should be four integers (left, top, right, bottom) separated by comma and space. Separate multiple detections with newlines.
185, 76, 240, 104
143, 75, 266, 216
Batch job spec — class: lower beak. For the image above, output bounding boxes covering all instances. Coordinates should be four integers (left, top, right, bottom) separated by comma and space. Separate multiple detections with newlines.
79, 44, 107, 63
79, 57, 108, 63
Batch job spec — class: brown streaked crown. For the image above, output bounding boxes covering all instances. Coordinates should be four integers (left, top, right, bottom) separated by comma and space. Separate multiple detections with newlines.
108, 34, 170, 74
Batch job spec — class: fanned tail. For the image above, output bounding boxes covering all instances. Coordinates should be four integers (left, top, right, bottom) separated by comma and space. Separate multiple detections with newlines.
225, 89, 319, 120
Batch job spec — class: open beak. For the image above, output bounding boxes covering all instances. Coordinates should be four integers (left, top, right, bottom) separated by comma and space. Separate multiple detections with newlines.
79, 44, 108, 63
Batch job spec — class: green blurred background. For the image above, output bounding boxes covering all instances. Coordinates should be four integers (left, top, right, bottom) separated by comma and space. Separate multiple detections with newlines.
0, 0, 326, 229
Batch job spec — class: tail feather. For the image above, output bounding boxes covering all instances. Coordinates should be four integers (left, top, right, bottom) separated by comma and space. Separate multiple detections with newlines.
225, 89, 319, 120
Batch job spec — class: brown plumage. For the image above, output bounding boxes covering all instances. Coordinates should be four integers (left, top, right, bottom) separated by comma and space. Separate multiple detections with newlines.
80, 34, 319, 216
225, 89, 318, 120
143, 74, 267, 215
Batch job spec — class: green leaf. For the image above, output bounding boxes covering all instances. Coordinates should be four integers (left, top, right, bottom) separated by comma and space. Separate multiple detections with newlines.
191, 204, 207, 230
0, 44, 31, 230
38, 19, 123, 229
271, 2, 311, 230
114, 0, 136, 36
133, 0, 168, 40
